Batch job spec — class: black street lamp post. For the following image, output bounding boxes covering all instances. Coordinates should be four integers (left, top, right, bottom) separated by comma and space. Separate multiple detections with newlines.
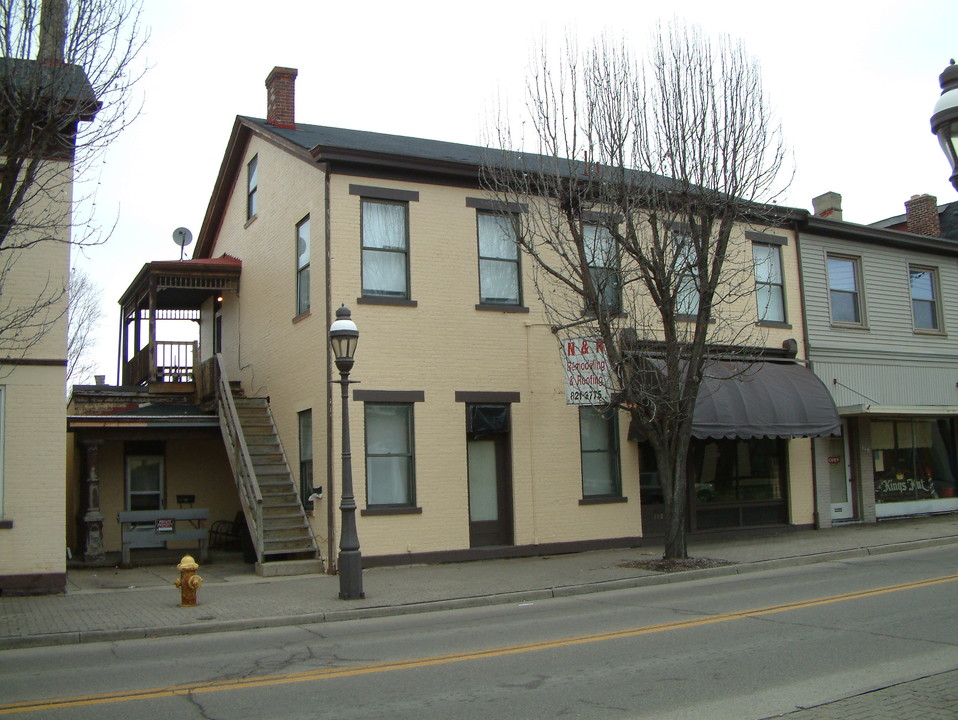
329, 305, 364, 600
931, 60, 958, 192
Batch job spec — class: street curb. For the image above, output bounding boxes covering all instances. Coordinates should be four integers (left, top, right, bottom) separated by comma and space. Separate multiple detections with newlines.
3, 535, 957, 651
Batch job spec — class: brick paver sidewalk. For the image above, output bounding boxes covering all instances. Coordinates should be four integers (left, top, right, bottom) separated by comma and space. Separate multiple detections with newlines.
767, 669, 958, 719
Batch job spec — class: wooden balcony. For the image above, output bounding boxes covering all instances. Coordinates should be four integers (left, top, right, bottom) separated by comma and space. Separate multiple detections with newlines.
118, 255, 241, 387
126, 341, 198, 386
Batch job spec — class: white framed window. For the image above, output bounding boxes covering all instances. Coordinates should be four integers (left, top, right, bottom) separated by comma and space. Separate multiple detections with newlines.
584, 224, 620, 312
752, 242, 786, 323
246, 155, 258, 220
364, 403, 415, 507
126, 455, 163, 512
579, 406, 621, 497
909, 265, 941, 331
477, 212, 521, 305
296, 216, 310, 315
362, 199, 409, 299
827, 255, 864, 325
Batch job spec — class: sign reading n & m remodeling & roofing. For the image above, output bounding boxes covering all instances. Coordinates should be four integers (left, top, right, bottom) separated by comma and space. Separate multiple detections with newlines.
563, 337, 612, 405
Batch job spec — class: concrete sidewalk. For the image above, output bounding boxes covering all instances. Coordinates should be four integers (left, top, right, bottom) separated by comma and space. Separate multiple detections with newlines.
3, 514, 958, 650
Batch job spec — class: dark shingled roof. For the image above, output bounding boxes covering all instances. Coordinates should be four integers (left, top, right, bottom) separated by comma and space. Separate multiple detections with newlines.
0, 57, 98, 118
242, 116, 501, 168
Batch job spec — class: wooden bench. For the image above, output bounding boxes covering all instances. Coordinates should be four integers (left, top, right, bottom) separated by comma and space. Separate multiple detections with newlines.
117, 509, 210, 566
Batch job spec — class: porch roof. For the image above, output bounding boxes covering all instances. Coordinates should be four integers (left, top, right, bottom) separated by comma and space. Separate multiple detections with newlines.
67, 402, 218, 431
119, 255, 242, 315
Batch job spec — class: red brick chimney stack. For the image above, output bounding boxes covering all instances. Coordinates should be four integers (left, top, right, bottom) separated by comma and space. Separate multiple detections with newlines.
265, 67, 298, 129
904, 194, 940, 237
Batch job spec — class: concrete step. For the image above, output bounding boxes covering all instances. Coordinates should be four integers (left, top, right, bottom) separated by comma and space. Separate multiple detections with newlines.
255, 558, 324, 576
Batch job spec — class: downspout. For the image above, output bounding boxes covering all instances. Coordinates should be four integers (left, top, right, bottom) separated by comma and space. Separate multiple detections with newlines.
323, 163, 337, 571
793, 217, 821, 528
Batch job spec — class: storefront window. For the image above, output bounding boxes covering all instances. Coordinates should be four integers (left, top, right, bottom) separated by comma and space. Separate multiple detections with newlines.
693, 438, 784, 503
872, 419, 957, 503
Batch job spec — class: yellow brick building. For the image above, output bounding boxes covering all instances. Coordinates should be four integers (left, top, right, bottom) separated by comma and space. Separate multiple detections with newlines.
68, 67, 837, 575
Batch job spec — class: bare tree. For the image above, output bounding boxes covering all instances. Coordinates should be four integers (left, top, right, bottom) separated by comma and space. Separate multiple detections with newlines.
0, 0, 144, 355
66, 266, 102, 386
484, 25, 789, 559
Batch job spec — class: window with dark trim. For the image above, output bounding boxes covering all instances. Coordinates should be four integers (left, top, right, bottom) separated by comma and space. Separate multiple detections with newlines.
298, 410, 313, 507
909, 265, 941, 331
296, 216, 310, 315
827, 254, 864, 325
674, 231, 699, 317
579, 406, 621, 497
364, 403, 415, 507
247, 155, 258, 221
752, 242, 786, 323
477, 211, 521, 305
361, 199, 409, 299
584, 224, 620, 312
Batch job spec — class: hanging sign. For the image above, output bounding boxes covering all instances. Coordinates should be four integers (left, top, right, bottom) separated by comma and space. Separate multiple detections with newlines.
563, 337, 612, 405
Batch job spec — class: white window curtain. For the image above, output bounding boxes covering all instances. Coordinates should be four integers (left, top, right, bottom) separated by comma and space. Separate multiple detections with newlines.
365, 404, 412, 505
362, 201, 408, 297
478, 213, 519, 304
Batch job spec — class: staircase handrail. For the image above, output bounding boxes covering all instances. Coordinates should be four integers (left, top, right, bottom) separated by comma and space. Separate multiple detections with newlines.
213, 353, 264, 563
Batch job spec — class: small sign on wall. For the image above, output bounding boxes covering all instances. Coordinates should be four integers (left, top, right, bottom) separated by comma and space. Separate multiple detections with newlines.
155, 518, 175, 534
827, 456, 842, 465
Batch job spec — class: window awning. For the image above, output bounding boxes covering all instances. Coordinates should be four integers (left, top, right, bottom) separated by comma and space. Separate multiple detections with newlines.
630, 360, 841, 441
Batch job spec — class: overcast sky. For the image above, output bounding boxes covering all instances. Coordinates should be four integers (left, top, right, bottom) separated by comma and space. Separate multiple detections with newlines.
72, 0, 958, 382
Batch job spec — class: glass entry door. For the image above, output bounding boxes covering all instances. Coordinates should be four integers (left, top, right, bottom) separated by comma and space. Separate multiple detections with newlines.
823, 436, 854, 521
466, 432, 513, 548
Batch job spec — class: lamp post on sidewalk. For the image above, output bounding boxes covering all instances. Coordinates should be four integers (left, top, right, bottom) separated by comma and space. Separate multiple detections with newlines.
329, 305, 364, 600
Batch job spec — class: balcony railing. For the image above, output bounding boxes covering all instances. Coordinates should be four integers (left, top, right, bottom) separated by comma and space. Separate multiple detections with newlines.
127, 341, 197, 386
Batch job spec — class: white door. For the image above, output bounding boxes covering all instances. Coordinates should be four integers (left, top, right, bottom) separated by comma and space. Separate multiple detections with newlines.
126, 455, 165, 546
824, 435, 854, 521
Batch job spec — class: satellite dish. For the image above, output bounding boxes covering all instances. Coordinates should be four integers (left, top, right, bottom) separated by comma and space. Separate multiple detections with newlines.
172, 227, 193, 260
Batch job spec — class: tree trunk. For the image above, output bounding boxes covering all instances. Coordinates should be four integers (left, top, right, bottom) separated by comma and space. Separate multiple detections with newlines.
663, 448, 689, 559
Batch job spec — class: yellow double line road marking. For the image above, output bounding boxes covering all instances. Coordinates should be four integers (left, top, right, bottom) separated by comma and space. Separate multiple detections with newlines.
3, 573, 956, 715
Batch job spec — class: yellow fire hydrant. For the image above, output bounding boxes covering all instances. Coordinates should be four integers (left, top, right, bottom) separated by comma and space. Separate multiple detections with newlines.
174, 555, 203, 606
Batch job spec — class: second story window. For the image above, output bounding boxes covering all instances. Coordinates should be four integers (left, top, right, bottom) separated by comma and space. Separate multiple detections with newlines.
247, 155, 258, 221
909, 266, 941, 331
296, 216, 310, 315
477, 212, 521, 305
827, 255, 863, 325
674, 232, 699, 317
752, 242, 786, 323
362, 199, 409, 299
584, 224, 620, 313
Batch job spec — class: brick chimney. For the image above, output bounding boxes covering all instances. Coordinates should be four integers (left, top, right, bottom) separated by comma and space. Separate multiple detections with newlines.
265, 67, 298, 129
904, 194, 940, 237
812, 191, 843, 221
38, 0, 67, 65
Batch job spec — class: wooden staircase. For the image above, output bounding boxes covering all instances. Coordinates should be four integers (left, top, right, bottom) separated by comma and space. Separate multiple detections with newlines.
231, 398, 321, 569
211, 355, 322, 576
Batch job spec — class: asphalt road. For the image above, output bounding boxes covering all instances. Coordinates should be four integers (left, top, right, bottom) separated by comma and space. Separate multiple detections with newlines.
1, 545, 957, 719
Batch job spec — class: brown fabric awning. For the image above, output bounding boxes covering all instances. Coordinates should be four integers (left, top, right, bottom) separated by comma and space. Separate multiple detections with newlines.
630, 360, 841, 441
